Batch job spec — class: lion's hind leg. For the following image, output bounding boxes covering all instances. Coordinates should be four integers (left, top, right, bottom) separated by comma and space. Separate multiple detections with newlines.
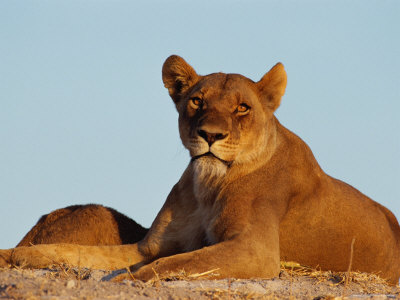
0, 249, 12, 267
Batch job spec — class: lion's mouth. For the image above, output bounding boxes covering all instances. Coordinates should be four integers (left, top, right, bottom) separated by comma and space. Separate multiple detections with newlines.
191, 152, 232, 166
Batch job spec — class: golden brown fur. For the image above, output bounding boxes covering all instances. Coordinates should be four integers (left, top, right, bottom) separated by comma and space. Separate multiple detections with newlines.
17, 204, 148, 247
1, 56, 399, 283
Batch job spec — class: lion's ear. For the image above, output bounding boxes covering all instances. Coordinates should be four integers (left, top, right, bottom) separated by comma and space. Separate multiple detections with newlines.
162, 55, 199, 103
256, 63, 287, 112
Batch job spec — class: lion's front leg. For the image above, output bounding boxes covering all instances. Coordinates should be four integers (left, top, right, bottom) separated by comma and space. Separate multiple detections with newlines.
2, 243, 146, 270
117, 232, 280, 282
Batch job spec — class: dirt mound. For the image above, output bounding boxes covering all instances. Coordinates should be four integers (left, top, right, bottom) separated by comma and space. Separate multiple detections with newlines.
0, 266, 398, 299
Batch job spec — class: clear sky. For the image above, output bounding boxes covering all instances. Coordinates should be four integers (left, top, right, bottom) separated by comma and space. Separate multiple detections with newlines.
0, 1, 399, 249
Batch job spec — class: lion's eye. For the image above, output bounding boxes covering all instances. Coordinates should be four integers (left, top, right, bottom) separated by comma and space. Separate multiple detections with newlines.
189, 98, 203, 109
236, 103, 250, 114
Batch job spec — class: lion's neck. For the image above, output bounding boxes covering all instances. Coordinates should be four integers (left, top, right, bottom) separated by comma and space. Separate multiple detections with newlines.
191, 158, 227, 204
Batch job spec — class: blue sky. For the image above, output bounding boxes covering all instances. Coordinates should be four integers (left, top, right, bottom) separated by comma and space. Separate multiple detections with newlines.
1, 1, 399, 248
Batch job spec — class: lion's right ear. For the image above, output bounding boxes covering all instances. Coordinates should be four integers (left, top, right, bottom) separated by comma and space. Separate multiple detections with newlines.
162, 55, 199, 103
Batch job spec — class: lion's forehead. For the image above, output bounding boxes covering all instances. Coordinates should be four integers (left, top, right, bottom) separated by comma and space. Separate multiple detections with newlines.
191, 73, 258, 105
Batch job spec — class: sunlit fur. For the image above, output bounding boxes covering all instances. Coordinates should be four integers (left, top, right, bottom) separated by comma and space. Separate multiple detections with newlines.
192, 156, 227, 202
2, 55, 399, 285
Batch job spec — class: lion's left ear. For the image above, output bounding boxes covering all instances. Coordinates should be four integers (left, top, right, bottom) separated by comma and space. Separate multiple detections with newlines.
256, 63, 287, 112
162, 55, 199, 104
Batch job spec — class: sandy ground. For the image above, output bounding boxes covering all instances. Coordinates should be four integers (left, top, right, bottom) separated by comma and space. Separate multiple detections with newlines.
0, 266, 399, 300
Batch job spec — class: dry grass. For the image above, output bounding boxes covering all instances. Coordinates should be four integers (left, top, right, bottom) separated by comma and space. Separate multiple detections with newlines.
144, 268, 221, 285
1, 263, 399, 300
9, 259, 397, 290
280, 261, 396, 295
42, 265, 92, 281
12, 260, 397, 290
3, 258, 399, 300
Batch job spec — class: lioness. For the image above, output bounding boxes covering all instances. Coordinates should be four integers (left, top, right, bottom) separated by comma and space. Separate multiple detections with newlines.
1, 55, 399, 283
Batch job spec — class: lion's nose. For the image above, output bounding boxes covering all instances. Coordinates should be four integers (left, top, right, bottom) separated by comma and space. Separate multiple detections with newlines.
197, 129, 228, 146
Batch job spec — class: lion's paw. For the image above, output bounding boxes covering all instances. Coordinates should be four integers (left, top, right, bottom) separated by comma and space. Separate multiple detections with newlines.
6, 246, 54, 269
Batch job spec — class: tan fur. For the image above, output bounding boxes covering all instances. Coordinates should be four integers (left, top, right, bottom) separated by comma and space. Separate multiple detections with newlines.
17, 204, 148, 247
1, 56, 399, 283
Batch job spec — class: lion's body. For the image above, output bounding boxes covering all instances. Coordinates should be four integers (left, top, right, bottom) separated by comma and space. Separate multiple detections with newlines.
276, 124, 399, 279
1, 56, 399, 283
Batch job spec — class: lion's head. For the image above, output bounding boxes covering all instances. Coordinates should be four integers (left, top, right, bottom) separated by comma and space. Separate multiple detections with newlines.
162, 55, 287, 179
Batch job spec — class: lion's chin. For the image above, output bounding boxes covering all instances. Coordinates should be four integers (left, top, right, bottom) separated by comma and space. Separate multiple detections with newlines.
192, 154, 228, 183
191, 152, 232, 166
